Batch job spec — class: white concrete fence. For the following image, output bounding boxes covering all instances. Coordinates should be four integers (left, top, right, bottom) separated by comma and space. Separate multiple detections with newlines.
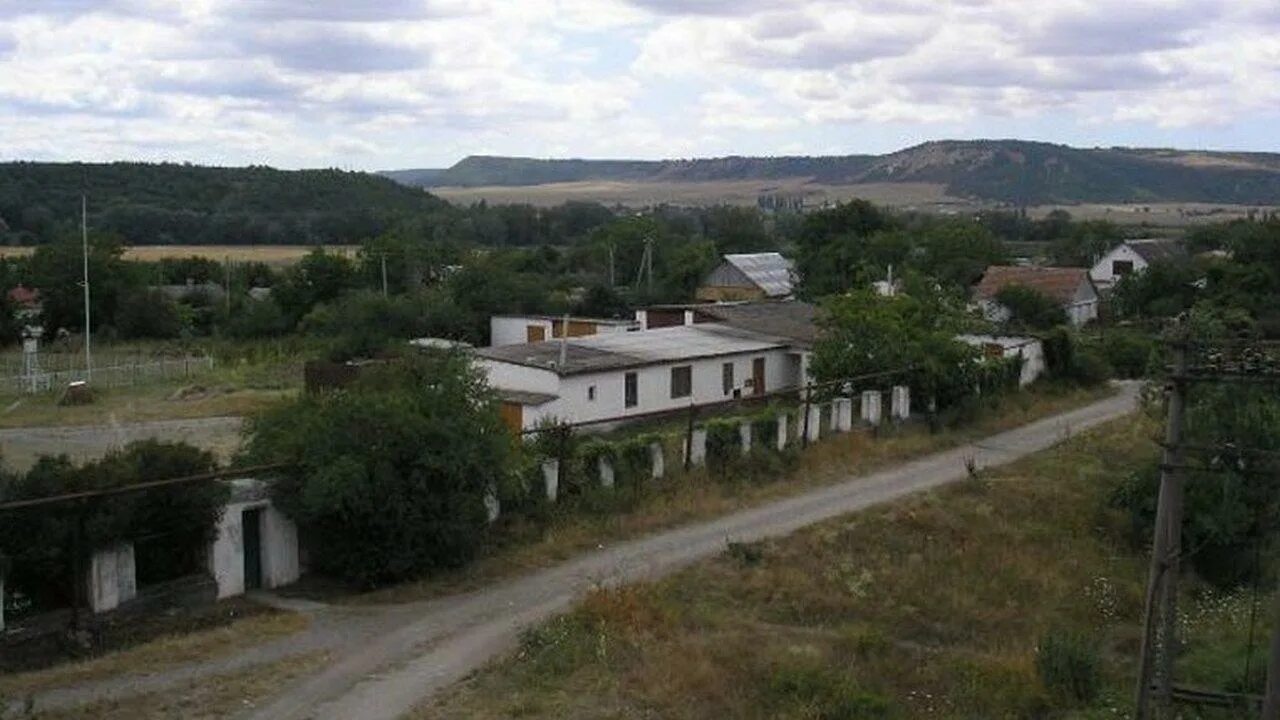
1, 479, 302, 630
490, 390, 918, 519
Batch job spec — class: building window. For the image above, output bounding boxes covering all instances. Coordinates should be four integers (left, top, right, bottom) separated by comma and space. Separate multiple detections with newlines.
1112, 260, 1134, 276
587, 385, 596, 401
722, 362, 734, 395
624, 372, 638, 408
670, 365, 692, 399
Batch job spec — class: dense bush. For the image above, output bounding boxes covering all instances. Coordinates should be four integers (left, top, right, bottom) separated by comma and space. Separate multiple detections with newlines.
0, 441, 224, 612
245, 352, 513, 588
1043, 327, 1112, 386
1035, 628, 1101, 703
994, 284, 1067, 330
1095, 330, 1157, 379
704, 419, 742, 474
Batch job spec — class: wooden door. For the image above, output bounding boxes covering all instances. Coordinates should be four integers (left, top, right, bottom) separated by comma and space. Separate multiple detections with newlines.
752, 357, 766, 395
526, 325, 546, 342
499, 402, 523, 432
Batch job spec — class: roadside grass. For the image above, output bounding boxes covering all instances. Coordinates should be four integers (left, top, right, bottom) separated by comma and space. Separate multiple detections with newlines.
23, 650, 329, 720
348, 382, 1117, 606
0, 609, 308, 699
421, 413, 1157, 719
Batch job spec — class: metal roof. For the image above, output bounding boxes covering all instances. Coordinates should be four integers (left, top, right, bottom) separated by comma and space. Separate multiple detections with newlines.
491, 313, 637, 326
1125, 239, 1185, 264
475, 323, 792, 376
697, 301, 819, 349
723, 253, 794, 297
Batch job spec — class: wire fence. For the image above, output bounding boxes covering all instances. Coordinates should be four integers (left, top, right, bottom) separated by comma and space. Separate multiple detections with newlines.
0, 354, 215, 395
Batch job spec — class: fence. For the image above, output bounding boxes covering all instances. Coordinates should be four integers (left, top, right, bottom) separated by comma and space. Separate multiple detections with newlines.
0, 355, 215, 395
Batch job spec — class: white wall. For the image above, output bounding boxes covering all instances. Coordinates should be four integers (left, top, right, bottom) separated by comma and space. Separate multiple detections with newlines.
478, 358, 561, 396
208, 499, 300, 599
489, 316, 633, 346
505, 347, 802, 429
957, 335, 1046, 386
1090, 244, 1148, 287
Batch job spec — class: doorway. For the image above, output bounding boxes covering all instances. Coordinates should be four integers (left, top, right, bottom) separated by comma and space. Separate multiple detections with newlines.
752, 357, 766, 395
243, 508, 263, 591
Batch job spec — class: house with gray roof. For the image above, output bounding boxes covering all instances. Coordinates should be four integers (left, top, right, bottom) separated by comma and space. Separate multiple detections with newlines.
696, 252, 795, 301
1089, 239, 1186, 290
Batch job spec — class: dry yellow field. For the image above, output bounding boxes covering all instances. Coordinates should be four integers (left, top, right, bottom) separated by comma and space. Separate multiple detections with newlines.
0, 244, 360, 265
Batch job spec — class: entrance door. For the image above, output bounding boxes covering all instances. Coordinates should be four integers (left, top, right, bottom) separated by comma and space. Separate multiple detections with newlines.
752, 357, 766, 395
243, 508, 263, 591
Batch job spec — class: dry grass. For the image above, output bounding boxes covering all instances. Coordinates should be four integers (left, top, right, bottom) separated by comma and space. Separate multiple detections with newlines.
0, 245, 359, 266
422, 413, 1158, 719
26, 651, 329, 720
349, 384, 1115, 606
0, 610, 309, 698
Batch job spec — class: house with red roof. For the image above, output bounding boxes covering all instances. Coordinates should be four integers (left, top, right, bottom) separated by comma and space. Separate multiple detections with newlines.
972, 265, 1099, 327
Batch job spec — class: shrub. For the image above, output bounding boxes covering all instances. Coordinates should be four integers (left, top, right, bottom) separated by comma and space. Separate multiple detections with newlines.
750, 409, 780, 449
615, 435, 656, 485
1035, 628, 1101, 703
245, 351, 513, 588
704, 418, 741, 473
766, 662, 894, 719
1097, 331, 1156, 379
995, 284, 1068, 330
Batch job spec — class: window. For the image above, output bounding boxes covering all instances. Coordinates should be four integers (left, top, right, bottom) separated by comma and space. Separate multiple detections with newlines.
624, 372, 638, 408
670, 365, 692, 399
722, 362, 734, 395
587, 385, 596, 401
1112, 260, 1135, 276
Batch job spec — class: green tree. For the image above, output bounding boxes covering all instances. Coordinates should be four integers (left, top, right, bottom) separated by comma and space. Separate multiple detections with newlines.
244, 352, 513, 588
795, 200, 897, 298
993, 284, 1067, 331
26, 230, 138, 334
272, 249, 358, 326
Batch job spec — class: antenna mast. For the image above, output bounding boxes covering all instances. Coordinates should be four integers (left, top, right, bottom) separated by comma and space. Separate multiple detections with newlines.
81, 194, 92, 382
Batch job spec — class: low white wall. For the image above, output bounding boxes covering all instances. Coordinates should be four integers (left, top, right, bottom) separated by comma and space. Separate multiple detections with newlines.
208, 496, 300, 600
86, 542, 137, 614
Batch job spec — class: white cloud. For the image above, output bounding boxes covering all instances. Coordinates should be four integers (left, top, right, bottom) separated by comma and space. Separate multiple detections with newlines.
0, 0, 1276, 168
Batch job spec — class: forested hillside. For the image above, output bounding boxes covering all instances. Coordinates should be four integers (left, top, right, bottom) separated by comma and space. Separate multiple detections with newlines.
0, 162, 449, 246
389, 140, 1280, 205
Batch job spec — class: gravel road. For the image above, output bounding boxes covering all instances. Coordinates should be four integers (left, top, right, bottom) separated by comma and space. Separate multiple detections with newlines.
244, 384, 1139, 720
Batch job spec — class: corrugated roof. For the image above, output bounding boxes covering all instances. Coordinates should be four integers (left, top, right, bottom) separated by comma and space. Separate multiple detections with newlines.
1126, 239, 1185, 264
973, 265, 1092, 305
698, 301, 819, 348
492, 313, 636, 326
723, 253, 794, 297
475, 323, 791, 376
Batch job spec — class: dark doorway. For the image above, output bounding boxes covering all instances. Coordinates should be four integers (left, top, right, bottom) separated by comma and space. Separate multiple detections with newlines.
752, 357, 766, 395
243, 508, 263, 591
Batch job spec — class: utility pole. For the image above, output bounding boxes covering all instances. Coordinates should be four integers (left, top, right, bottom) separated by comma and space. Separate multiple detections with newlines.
381, 253, 389, 298
1134, 335, 1189, 719
224, 256, 232, 316
1263, 587, 1280, 719
81, 194, 92, 382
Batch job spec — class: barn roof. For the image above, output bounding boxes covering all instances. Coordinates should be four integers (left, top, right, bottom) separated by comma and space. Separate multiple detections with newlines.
1126, 239, 1185, 264
973, 265, 1093, 305
722, 253, 794, 297
475, 323, 792, 376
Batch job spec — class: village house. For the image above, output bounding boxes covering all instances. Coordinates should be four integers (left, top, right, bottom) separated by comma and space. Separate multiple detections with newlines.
476, 302, 817, 431
489, 313, 638, 346
1089, 238, 1185, 290
695, 252, 795, 302
956, 334, 1046, 386
973, 265, 1100, 327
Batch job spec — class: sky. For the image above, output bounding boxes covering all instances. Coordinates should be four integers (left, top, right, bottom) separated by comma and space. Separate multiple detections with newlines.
0, 0, 1277, 170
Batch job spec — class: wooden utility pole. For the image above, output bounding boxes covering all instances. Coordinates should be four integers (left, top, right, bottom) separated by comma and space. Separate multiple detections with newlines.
1135, 336, 1189, 719
1263, 588, 1280, 719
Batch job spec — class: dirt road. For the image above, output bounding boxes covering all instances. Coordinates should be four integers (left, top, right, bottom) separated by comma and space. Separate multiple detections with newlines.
245, 385, 1139, 720
0, 416, 244, 470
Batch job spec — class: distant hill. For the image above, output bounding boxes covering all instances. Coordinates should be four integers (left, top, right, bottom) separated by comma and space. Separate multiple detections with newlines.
384, 140, 1280, 205
0, 162, 449, 245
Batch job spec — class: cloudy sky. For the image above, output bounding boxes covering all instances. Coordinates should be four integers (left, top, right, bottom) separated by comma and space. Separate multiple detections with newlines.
1, 0, 1277, 170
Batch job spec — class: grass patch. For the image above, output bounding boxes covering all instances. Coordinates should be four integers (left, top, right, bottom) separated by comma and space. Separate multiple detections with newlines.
0, 609, 308, 698
420, 409, 1156, 719
342, 382, 1116, 607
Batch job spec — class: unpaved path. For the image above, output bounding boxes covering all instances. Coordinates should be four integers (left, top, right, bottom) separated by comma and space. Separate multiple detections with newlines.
0, 416, 243, 470
10, 386, 1137, 719
254, 386, 1138, 720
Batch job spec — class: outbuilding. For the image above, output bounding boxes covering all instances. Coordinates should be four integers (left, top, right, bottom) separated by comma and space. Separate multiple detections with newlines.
696, 252, 795, 302
476, 323, 811, 431
1089, 239, 1185, 290
489, 314, 638, 346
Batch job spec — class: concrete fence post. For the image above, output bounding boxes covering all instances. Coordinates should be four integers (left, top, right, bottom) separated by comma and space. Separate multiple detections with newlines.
686, 428, 707, 467
86, 542, 137, 614
806, 403, 822, 443
649, 442, 665, 479
598, 456, 615, 488
776, 413, 789, 451
484, 482, 501, 523
860, 390, 883, 426
739, 421, 752, 455
892, 385, 911, 420
541, 459, 560, 502
835, 398, 854, 432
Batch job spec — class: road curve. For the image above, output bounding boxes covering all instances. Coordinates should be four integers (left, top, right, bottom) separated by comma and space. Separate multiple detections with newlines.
245, 384, 1139, 720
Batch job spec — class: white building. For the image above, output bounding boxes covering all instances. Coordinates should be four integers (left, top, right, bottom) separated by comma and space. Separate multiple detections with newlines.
476, 322, 813, 431
489, 314, 637, 346
1089, 239, 1185, 290
956, 334, 1046, 386
973, 265, 1100, 327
